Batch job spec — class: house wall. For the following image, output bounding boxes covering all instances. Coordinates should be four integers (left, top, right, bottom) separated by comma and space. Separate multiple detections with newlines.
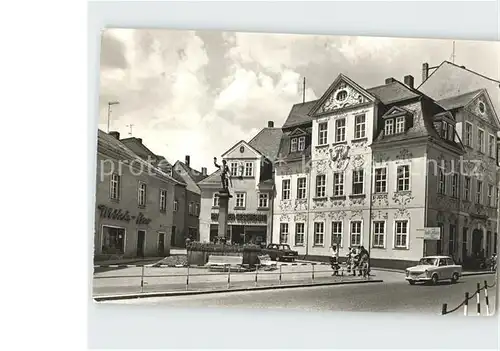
94, 152, 174, 259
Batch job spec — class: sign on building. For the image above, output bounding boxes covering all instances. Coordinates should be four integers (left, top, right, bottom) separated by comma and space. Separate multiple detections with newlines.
419, 227, 441, 240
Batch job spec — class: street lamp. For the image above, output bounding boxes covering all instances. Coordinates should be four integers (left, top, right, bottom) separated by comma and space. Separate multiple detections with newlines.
107, 101, 120, 133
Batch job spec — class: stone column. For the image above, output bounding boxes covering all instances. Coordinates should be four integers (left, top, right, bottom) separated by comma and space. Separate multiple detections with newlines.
217, 189, 232, 240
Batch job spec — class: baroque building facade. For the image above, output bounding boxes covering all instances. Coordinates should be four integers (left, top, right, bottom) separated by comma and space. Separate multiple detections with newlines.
272, 66, 500, 269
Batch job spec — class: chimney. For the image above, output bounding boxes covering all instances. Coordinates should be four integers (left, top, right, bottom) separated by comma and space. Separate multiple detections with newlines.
109, 131, 120, 140
136, 138, 142, 144
385, 77, 396, 84
185, 155, 190, 167
201, 167, 207, 176
403, 75, 414, 88
422, 62, 429, 83
267, 121, 274, 128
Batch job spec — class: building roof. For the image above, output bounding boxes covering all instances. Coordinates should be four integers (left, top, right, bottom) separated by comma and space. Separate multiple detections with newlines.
248, 127, 283, 162
282, 100, 317, 129
173, 161, 208, 195
197, 169, 221, 187
97, 130, 182, 185
437, 89, 483, 110
367, 80, 421, 105
418, 61, 500, 122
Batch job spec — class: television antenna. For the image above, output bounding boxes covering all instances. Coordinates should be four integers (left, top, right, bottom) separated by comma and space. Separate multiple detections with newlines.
126, 124, 134, 136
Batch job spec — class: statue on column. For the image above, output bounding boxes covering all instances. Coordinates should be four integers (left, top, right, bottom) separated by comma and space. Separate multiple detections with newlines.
214, 157, 232, 191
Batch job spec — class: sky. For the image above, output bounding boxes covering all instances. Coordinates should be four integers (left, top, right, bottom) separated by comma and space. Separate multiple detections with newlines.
98, 29, 499, 172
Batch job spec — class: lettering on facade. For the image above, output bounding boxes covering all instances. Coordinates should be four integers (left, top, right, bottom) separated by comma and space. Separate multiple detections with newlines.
97, 204, 152, 225
211, 212, 267, 223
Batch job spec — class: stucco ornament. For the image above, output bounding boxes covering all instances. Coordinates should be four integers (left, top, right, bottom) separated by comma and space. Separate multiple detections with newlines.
294, 213, 307, 222
372, 193, 389, 207
351, 154, 365, 169
394, 208, 410, 219
314, 212, 326, 220
349, 209, 363, 220
328, 210, 347, 221
395, 148, 413, 164
349, 196, 366, 207
315, 159, 330, 174
280, 214, 290, 221
392, 191, 414, 206
318, 83, 367, 114
294, 199, 308, 211
279, 200, 294, 212
371, 211, 389, 220
328, 145, 351, 171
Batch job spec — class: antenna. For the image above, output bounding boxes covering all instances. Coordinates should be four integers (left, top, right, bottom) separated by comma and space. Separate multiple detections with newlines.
451, 41, 456, 63
126, 124, 134, 136
302, 77, 306, 103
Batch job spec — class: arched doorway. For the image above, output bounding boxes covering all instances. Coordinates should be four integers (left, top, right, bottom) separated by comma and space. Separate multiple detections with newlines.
471, 228, 484, 258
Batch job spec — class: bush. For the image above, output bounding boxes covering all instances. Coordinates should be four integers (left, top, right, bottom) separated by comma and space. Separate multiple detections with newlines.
187, 241, 262, 253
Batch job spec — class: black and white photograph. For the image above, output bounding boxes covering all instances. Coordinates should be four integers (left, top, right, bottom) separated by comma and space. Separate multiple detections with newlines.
93, 28, 499, 316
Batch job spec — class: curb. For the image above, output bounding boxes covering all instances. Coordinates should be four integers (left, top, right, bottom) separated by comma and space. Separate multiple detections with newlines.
462, 271, 496, 277
94, 262, 333, 269
93, 279, 384, 301
371, 267, 405, 274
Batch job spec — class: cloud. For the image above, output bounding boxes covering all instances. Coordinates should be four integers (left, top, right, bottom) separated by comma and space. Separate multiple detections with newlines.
99, 29, 499, 172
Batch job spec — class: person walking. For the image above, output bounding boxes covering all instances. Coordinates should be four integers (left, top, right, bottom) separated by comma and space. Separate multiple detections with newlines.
329, 244, 340, 276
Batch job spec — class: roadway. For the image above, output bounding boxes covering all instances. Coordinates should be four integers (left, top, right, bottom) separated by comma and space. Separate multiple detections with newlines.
102, 272, 497, 315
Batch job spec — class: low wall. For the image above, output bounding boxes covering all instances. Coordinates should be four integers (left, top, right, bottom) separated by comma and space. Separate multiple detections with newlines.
187, 243, 262, 266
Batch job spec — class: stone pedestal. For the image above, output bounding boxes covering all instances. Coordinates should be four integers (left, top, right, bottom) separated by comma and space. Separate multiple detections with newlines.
217, 189, 232, 239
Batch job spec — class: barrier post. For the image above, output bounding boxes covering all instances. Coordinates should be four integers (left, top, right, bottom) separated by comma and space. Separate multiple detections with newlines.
140, 265, 145, 293
441, 303, 447, 315
476, 283, 481, 316
279, 265, 282, 284
464, 292, 469, 316
255, 264, 259, 287
312, 264, 315, 281
484, 280, 490, 316
186, 265, 190, 291
227, 264, 231, 289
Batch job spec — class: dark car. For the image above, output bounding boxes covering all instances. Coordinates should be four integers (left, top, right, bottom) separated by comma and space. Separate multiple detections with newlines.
262, 243, 298, 262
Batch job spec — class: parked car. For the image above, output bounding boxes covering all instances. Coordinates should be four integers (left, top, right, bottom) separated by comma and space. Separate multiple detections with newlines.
405, 256, 462, 285
261, 243, 298, 262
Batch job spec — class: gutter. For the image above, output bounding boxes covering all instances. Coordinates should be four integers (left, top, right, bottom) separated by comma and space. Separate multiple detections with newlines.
305, 157, 312, 258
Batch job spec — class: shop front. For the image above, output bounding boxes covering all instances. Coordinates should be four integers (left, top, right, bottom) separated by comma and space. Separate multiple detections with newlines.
209, 212, 269, 245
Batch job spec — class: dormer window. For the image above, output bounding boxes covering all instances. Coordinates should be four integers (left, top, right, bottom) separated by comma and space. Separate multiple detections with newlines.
395, 116, 405, 134
384, 119, 394, 135
442, 121, 448, 139
290, 136, 306, 152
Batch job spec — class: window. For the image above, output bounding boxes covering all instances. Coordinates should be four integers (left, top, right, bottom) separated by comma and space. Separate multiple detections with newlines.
174, 200, 178, 212
489, 134, 495, 157
465, 122, 473, 147
488, 184, 494, 207
314, 222, 324, 246
244, 162, 254, 177
442, 121, 448, 139
464, 176, 471, 201
213, 193, 220, 207
110, 173, 120, 200
335, 118, 346, 142
486, 231, 492, 257
448, 124, 454, 141
195, 203, 200, 216
298, 136, 306, 151
318, 122, 328, 145
354, 114, 366, 139
384, 119, 394, 135
282, 179, 291, 200
290, 138, 298, 152
160, 189, 167, 212
138, 182, 147, 207
331, 221, 342, 247
397, 165, 410, 191
235, 193, 246, 208
188, 202, 193, 215
101, 226, 125, 255
438, 169, 446, 195
374, 168, 387, 193
350, 221, 362, 246
395, 116, 405, 134
451, 173, 458, 198
395, 220, 408, 248
295, 223, 305, 246
333, 172, 344, 196
297, 177, 306, 199
478, 129, 485, 153
258, 193, 269, 208
336, 90, 347, 101
373, 221, 385, 248
449, 224, 456, 256
476, 180, 483, 204
230, 162, 238, 176
280, 223, 289, 244
352, 169, 364, 195
494, 233, 498, 254
316, 175, 326, 198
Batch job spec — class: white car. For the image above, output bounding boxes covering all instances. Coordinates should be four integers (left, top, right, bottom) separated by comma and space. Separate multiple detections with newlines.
405, 256, 462, 285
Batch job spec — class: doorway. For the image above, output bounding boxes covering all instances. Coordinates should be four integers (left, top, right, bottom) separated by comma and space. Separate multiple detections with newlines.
171, 226, 176, 247
137, 230, 146, 257
471, 229, 483, 257
232, 225, 245, 245
158, 233, 165, 257
462, 227, 468, 261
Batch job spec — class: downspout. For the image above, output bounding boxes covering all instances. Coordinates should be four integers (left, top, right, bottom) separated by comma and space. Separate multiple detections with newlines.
304, 159, 312, 259
423, 140, 430, 257
367, 147, 374, 272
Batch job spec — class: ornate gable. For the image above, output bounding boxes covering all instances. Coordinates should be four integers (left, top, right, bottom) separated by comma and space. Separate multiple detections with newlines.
467, 91, 500, 129
309, 74, 375, 116
382, 106, 411, 118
